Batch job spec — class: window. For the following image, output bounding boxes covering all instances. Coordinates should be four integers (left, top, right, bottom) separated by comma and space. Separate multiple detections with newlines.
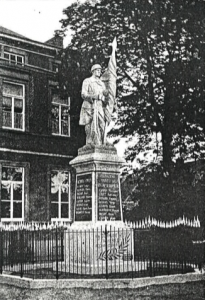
1, 166, 24, 221
52, 63, 59, 72
51, 91, 70, 136
51, 170, 70, 220
3, 52, 24, 65
2, 82, 25, 130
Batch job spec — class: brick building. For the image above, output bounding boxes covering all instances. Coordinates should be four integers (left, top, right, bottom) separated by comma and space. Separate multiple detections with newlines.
0, 26, 84, 223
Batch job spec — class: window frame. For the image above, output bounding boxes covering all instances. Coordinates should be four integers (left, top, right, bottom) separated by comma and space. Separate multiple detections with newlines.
50, 169, 71, 221
3, 51, 24, 66
2, 81, 25, 131
51, 91, 70, 137
0, 165, 25, 222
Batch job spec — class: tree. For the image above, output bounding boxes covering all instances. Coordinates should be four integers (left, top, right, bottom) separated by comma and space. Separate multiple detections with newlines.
122, 160, 205, 225
59, 0, 205, 171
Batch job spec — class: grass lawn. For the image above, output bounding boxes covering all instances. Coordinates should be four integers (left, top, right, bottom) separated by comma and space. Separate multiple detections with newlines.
0, 280, 204, 300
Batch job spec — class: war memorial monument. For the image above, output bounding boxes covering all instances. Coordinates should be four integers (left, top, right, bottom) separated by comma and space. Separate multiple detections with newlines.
65, 39, 134, 274
70, 38, 124, 224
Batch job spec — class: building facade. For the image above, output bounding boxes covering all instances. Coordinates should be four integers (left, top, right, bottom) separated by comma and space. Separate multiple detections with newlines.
0, 26, 84, 223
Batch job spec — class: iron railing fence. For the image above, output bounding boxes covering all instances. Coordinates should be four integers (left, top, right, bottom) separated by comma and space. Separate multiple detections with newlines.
0, 225, 204, 279
134, 227, 204, 277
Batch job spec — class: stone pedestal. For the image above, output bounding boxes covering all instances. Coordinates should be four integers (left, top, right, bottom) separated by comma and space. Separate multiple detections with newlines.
63, 223, 136, 275
70, 144, 125, 225
63, 145, 139, 275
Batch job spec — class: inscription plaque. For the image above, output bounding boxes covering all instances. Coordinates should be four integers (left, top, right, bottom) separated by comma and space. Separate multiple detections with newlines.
75, 174, 92, 221
97, 173, 121, 220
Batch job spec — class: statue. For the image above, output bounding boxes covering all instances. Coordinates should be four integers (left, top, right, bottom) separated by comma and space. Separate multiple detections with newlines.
79, 38, 117, 146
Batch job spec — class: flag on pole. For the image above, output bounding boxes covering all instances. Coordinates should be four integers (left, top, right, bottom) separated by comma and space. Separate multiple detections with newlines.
101, 37, 117, 126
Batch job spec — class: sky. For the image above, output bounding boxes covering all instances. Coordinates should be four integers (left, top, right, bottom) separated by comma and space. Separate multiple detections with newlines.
0, 0, 77, 47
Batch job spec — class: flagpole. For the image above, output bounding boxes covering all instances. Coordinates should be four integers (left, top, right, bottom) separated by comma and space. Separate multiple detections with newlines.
102, 37, 117, 145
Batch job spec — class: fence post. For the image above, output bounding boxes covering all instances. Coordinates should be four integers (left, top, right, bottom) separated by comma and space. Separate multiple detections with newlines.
167, 259, 170, 275
55, 226, 59, 280
0, 229, 3, 274
131, 228, 134, 280
61, 229, 64, 262
105, 225, 108, 279
31, 227, 35, 279
149, 231, 153, 277
20, 229, 24, 278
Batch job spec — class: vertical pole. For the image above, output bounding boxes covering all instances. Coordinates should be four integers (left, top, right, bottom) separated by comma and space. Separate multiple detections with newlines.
92, 228, 95, 276
89, 229, 90, 275
105, 225, 108, 279
32, 228, 35, 279
55, 226, 59, 279
47, 228, 50, 263
109, 226, 112, 275
167, 258, 170, 275
122, 228, 124, 273
61, 229, 64, 262
20, 229, 24, 278
0, 229, 3, 274
85, 230, 86, 275
80, 230, 82, 275
131, 228, 134, 280
101, 226, 103, 274
149, 233, 153, 277
76, 227, 78, 274
10, 231, 14, 268
97, 227, 99, 275
39, 228, 41, 277
114, 226, 116, 275
68, 230, 70, 274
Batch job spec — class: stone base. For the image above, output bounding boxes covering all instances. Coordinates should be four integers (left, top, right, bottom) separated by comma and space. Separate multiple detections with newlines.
70, 144, 125, 223
78, 143, 118, 156
72, 144, 124, 169
63, 224, 135, 275
59, 261, 147, 275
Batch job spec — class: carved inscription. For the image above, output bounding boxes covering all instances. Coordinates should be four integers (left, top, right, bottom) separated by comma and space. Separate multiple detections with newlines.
97, 173, 121, 220
75, 174, 92, 221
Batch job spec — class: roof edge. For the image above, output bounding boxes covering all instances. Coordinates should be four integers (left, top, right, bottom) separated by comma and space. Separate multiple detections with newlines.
0, 32, 62, 51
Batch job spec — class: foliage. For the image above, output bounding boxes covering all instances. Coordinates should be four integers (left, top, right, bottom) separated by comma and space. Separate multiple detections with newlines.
59, 0, 205, 171
135, 227, 204, 265
122, 160, 205, 224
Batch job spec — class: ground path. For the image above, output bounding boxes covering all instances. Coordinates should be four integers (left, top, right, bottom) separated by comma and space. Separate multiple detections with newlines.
0, 280, 204, 300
